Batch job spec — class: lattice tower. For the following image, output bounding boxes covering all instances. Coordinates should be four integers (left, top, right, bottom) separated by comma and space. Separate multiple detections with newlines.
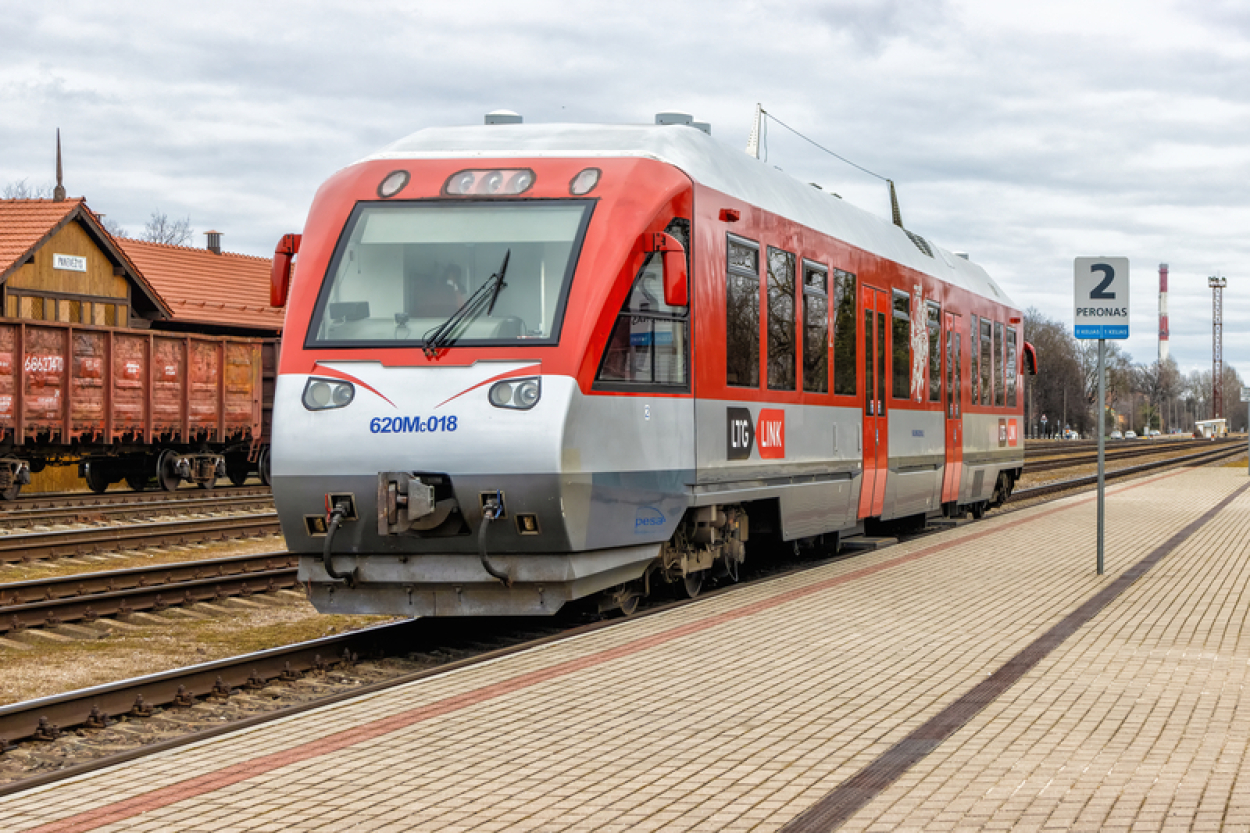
1210, 276, 1227, 419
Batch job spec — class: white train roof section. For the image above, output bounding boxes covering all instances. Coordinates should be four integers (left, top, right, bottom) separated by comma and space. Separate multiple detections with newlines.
362, 123, 1015, 308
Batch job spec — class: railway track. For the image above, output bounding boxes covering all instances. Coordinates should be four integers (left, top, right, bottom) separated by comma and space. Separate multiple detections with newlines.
0, 512, 281, 563
0, 552, 298, 632
0, 493, 274, 530
4, 484, 270, 512
0, 438, 1240, 793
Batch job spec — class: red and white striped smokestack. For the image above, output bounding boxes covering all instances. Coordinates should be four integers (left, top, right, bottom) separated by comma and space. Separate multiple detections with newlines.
1159, 263, 1169, 362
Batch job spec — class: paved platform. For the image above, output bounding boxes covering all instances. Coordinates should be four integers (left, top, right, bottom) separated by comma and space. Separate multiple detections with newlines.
5, 465, 1250, 832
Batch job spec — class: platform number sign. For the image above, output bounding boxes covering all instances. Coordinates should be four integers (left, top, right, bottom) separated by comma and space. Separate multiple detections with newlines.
1074, 257, 1129, 339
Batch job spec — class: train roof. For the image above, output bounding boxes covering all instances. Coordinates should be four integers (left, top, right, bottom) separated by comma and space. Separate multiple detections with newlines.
362, 123, 1016, 308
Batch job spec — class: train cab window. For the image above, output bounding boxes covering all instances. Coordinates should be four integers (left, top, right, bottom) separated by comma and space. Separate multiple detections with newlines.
891, 290, 910, 399
726, 236, 760, 388
306, 200, 592, 348
802, 261, 828, 393
980, 318, 993, 406
993, 321, 1005, 407
767, 248, 797, 391
595, 253, 688, 387
832, 269, 857, 395
926, 302, 941, 402
1006, 325, 1018, 407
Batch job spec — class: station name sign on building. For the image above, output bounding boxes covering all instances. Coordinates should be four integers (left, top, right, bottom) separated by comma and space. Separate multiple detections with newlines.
52, 253, 87, 273
1074, 257, 1129, 339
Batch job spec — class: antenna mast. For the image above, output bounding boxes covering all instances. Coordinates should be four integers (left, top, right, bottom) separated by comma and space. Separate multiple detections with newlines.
1210, 274, 1227, 419
745, 103, 763, 159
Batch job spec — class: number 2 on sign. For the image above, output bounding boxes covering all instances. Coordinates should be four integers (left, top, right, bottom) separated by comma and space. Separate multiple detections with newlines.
1090, 264, 1116, 300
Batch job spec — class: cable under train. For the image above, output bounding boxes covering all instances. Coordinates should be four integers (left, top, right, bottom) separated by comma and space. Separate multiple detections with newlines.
269, 112, 1036, 617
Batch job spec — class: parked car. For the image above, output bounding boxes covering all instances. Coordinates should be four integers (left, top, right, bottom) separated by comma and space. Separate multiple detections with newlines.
1110, 430, 1123, 439
1124, 430, 1138, 439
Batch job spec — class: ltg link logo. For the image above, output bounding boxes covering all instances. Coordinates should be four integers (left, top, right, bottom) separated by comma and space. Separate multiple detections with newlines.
726, 407, 785, 460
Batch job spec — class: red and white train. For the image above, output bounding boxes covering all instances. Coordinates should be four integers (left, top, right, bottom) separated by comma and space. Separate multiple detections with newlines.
270, 113, 1034, 617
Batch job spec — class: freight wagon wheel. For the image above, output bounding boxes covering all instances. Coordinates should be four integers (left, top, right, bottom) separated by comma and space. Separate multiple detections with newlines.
226, 454, 250, 487
198, 476, 216, 491
0, 483, 19, 501
157, 450, 182, 492
258, 447, 271, 487
84, 462, 110, 495
125, 473, 147, 492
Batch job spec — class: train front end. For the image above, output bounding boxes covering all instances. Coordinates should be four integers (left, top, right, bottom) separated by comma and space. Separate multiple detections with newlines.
271, 128, 695, 617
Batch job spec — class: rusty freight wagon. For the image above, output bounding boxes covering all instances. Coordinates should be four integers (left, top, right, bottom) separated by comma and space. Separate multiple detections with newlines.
0, 195, 282, 498
0, 320, 275, 498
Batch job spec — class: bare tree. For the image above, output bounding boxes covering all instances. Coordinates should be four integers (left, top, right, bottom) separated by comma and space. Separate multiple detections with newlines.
141, 211, 193, 246
2, 179, 54, 199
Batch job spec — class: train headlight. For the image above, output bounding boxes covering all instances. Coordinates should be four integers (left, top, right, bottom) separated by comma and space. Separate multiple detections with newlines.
488, 377, 541, 410
377, 169, 410, 199
444, 168, 536, 196
303, 377, 355, 411
569, 167, 601, 196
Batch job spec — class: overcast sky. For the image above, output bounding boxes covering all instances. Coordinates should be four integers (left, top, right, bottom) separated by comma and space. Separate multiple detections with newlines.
3, 0, 1248, 377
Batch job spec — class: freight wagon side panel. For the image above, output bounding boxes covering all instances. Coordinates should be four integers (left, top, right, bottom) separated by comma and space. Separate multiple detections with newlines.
189, 340, 221, 441
0, 325, 15, 435
24, 326, 67, 440
152, 336, 186, 438
112, 333, 150, 442
224, 342, 259, 439
71, 330, 107, 436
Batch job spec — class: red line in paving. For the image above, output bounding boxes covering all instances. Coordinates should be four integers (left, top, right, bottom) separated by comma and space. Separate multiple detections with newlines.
24, 470, 1188, 832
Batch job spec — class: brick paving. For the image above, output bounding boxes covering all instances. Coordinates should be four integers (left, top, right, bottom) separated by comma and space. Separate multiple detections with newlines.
2, 466, 1249, 831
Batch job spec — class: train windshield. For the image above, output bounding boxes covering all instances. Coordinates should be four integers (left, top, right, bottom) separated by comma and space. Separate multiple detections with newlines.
308, 200, 592, 347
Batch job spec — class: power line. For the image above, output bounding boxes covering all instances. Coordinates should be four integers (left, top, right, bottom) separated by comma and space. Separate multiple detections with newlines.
761, 110, 891, 183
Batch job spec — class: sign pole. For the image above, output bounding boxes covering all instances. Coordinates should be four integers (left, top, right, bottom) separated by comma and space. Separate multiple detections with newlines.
1074, 256, 1128, 577
1097, 338, 1105, 575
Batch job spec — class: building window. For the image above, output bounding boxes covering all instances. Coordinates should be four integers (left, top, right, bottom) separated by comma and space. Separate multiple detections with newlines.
726, 236, 760, 388
892, 289, 910, 399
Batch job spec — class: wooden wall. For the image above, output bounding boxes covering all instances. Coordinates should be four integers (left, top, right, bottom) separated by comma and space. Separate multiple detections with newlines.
5, 221, 130, 326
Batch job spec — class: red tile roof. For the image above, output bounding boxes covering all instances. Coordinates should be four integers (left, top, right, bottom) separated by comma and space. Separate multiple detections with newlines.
0, 199, 171, 318
117, 239, 283, 333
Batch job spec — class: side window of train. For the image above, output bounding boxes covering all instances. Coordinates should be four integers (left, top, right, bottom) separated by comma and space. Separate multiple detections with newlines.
891, 289, 910, 399
594, 252, 688, 388
802, 261, 828, 393
726, 236, 760, 387
832, 269, 857, 395
980, 318, 993, 406
767, 247, 797, 391
970, 316, 980, 405
993, 321, 1005, 407
1006, 325, 1018, 407
927, 302, 941, 402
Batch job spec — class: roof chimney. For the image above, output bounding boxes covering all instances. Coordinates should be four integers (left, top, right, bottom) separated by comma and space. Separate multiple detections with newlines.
485, 110, 523, 125
205, 230, 222, 255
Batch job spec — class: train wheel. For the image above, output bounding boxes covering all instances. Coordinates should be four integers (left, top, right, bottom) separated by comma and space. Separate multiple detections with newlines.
0, 483, 19, 501
84, 462, 110, 495
157, 450, 182, 492
198, 477, 216, 491
125, 473, 147, 492
682, 570, 704, 599
258, 447, 271, 487
227, 469, 248, 487
970, 502, 986, 520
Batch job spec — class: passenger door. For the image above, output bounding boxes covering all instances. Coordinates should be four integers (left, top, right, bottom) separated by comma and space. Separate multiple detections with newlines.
941, 312, 963, 504
858, 285, 888, 518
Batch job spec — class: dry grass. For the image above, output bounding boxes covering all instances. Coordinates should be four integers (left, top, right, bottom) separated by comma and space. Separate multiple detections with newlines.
0, 594, 397, 705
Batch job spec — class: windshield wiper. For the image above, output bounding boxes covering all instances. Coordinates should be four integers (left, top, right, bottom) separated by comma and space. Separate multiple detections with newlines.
422, 250, 510, 358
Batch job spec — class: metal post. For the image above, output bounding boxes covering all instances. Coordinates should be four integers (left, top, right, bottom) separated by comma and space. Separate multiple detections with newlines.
1097, 339, 1106, 575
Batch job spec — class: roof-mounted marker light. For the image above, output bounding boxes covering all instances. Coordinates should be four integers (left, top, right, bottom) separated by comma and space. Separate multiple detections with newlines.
444, 168, 536, 196
569, 168, 601, 196
377, 170, 410, 199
